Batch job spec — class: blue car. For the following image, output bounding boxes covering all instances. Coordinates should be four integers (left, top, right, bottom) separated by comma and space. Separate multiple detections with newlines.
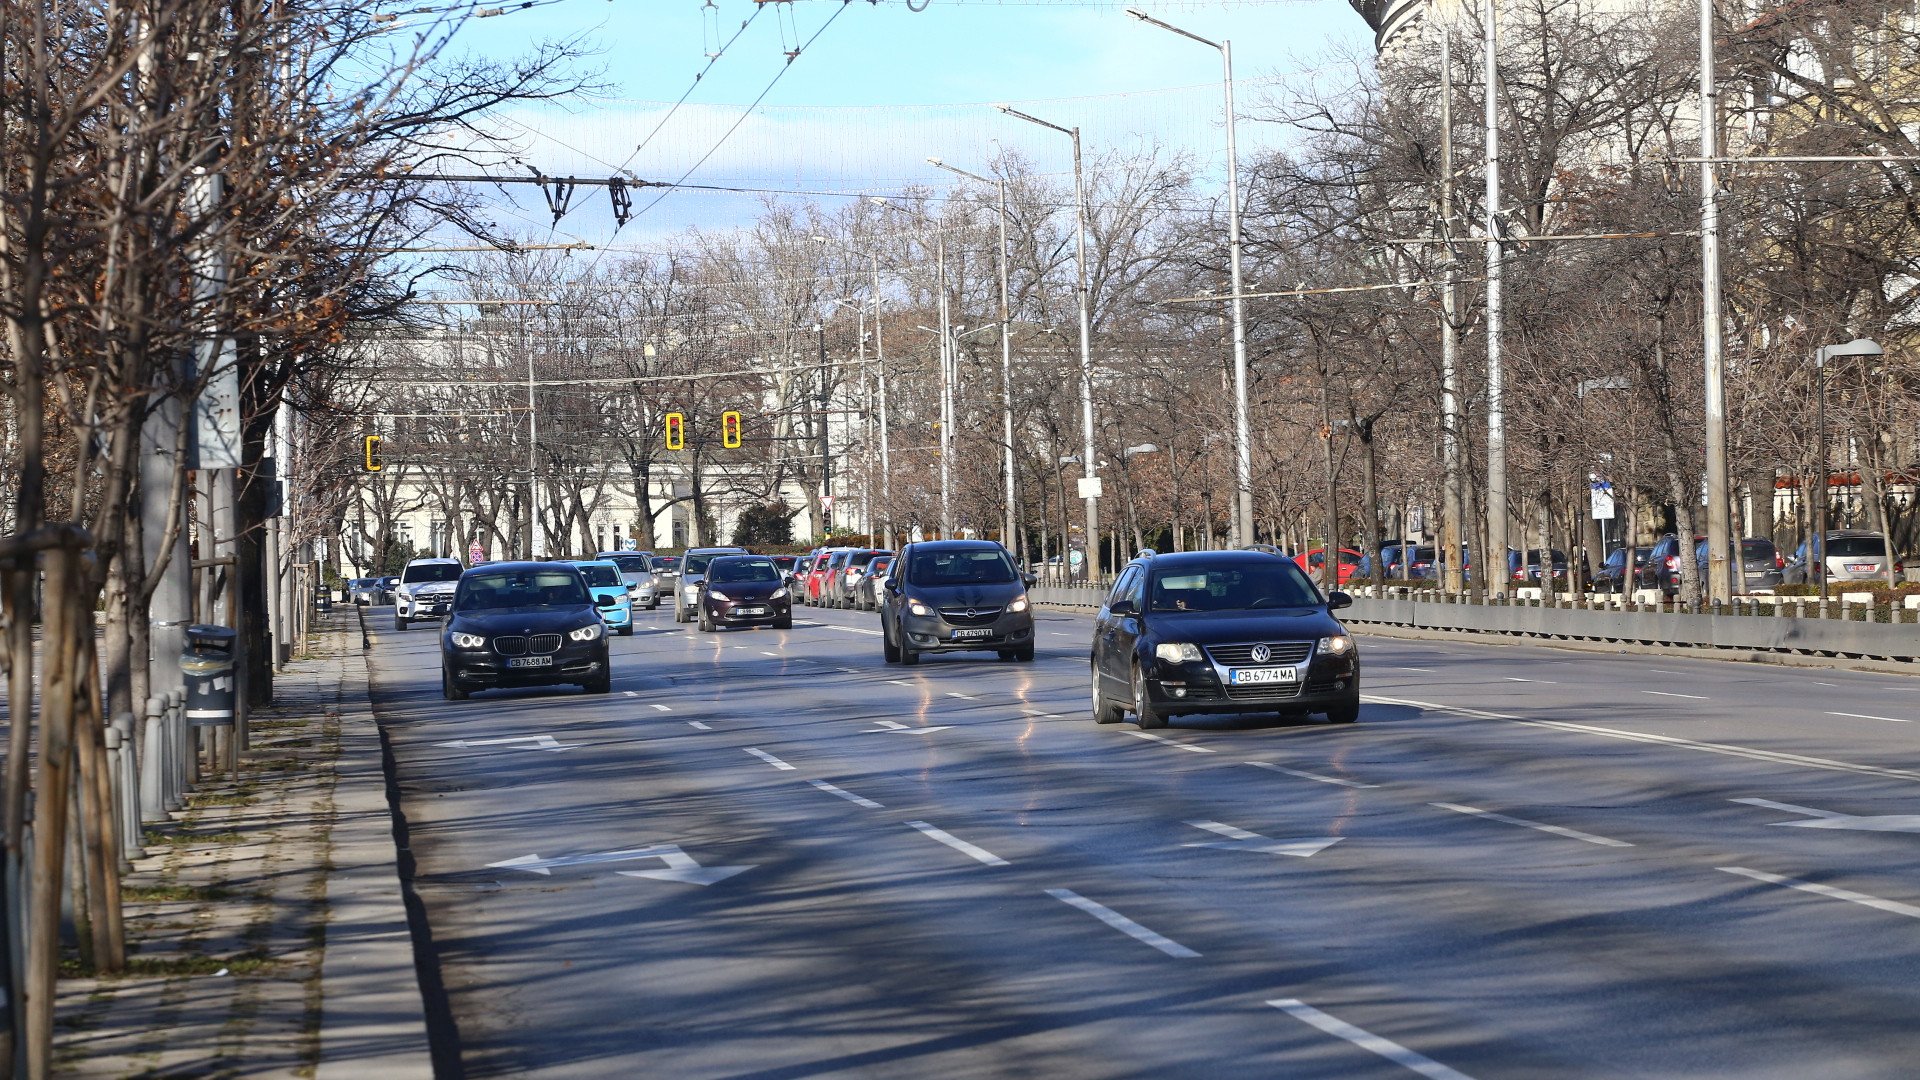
572, 560, 634, 636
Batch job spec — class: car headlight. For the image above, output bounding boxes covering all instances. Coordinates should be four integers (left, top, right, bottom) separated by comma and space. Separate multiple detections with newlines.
707, 589, 732, 602
450, 632, 487, 649
1318, 634, 1354, 656
908, 600, 932, 617
568, 622, 603, 643
1008, 595, 1030, 613
1155, 642, 1203, 664
770, 587, 788, 599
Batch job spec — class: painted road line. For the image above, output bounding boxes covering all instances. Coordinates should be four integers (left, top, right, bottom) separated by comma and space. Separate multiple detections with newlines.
887, 679, 915, 687
1389, 666, 1436, 672
1827, 711, 1909, 723
809, 780, 884, 809
905, 821, 1009, 867
649, 704, 673, 713
1719, 866, 1920, 920
744, 748, 795, 771
1050, 632, 1074, 637
1364, 694, 1920, 784
1045, 888, 1199, 959
1732, 797, 1847, 819
1245, 761, 1377, 789
838, 667, 859, 674
1267, 999, 1476, 1080
1432, 802, 1633, 848
1121, 730, 1217, 754
1647, 669, 1690, 676
623, 691, 639, 698
1641, 690, 1709, 700
761, 651, 781, 657
820, 624, 885, 637
946, 692, 978, 701
687, 721, 712, 731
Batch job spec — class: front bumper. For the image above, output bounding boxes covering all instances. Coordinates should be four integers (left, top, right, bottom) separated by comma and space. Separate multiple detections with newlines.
399, 593, 454, 619
1140, 647, 1359, 715
445, 640, 609, 688
599, 604, 632, 627
704, 596, 790, 626
900, 609, 1035, 652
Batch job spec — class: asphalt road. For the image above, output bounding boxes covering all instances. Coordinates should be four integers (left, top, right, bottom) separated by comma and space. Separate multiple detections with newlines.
365, 598, 1920, 1079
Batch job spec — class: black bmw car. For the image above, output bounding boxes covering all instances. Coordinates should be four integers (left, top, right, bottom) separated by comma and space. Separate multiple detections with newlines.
440, 561, 613, 699
697, 554, 794, 631
1090, 549, 1359, 728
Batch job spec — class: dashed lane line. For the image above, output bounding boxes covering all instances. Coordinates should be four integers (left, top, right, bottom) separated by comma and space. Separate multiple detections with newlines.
1244, 761, 1377, 789
1641, 690, 1709, 700
810, 779, 884, 809
1121, 730, 1217, 754
1046, 888, 1199, 959
649, 704, 672, 713
1267, 999, 1477, 1080
1720, 866, 1920, 920
1827, 711, 1909, 723
744, 748, 795, 771
687, 721, 712, 731
946, 692, 978, 701
1431, 802, 1633, 848
905, 821, 1009, 867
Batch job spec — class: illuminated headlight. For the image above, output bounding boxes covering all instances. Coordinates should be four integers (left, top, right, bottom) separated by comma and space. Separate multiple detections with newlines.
1318, 634, 1354, 657
770, 587, 788, 599
707, 589, 732, 602
1155, 642, 1203, 664
450, 632, 486, 649
1008, 595, 1030, 613
568, 622, 603, 643
908, 600, 933, 617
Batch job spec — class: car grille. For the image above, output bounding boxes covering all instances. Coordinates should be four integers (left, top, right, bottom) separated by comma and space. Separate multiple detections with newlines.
1205, 641, 1313, 667
494, 636, 527, 656
529, 634, 562, 654
939, 606, 1002, 626
1224, 682, 1303, 702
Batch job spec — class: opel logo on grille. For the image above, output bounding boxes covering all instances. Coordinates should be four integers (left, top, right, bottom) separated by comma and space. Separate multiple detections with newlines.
966, 608, 978, 619
1250, 644, 1272, 664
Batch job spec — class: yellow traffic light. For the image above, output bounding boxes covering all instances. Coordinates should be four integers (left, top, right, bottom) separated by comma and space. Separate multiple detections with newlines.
363, 434, 384, 472
721, 410, 742, 449
664, 412, 685, 451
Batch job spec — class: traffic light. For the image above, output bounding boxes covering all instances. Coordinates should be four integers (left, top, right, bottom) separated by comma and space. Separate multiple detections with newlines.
721, 410, 742, 449
363, 434, 384, 472
664, 412, 685, 451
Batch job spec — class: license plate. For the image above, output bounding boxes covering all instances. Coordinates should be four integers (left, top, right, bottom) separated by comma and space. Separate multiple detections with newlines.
1848, 563, 1876, 573
951, 627, 993, 639
1229, 667, 1297, 685
507, 656, 552, 669
737, 607, 766, 616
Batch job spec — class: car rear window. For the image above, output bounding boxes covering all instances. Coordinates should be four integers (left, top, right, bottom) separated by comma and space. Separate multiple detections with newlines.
456, 570, 588, 610
1149, 562, 1321, 612
849, 550, 889, 567
608, 555, 649, 575
1828, 536, 1886, 557
908, 548, 1017, 587
576, 564, 622, 588
403, 562, 462, 584
653, 556, 679, 572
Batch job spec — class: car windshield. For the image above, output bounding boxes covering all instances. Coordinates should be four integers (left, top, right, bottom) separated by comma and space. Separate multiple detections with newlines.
608, 555, 649, 575
908, 548, 1017, 587
350, 578, 374, 588
1149, 562, 1322, 612
455, 569, 589, 611
403, 562, 462, 584
1828, 536, 1886, 557
576, 564, 622, 588
708, 557, 781, 584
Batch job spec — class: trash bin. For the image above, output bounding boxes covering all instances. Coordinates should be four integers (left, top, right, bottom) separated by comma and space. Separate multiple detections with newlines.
181, 624, 237, 728
314, 585, 333, 611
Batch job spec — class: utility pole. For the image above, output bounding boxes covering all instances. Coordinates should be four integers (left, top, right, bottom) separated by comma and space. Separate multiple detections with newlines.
935, 235, 954, 539
1440, 22, 1465, 596
522, 300, 542, 559
1698, 0, 1734, 603
872, 255, 893, 551
1482, 0, 1510, 597
817, 322, 833, 533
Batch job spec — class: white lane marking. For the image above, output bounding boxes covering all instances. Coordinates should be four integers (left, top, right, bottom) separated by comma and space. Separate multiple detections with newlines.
434, 735, 571, 753
649, 704, 672, 713
1431, 802, 1633, 848
1121, 730, 1217, 754
810, 779, 883, 809
820, 624, 885, 637
1267, 999, 1477, 1080
1045, 888, 1199, 958
861, 719, 951, 734
1503, 677, 1556, 684
1720, 866, 1920, 920
1647, 669, 1690, 676
1732, 797, 1848, 819
761, 651, 781, 657
744, 748, 794, 771
838, 667, 859, 674
1389, 666, 1436, 672
1365, 694, 1920, 784
1812, 681, 1840, 687
887, 679, 915, 687
1827, 711, 1909, 723
1732, 797, 1920, 833
1641, 690, 1709, 700
687, 721, 712, 731
946, 692, 978, 701
905, 821, 1009, 867
1050, 632, 1074, 637
1183, 820, 1343, 857
622, 691, 639, 698
731, 645, 749, 650
1244, 760, 1377, 789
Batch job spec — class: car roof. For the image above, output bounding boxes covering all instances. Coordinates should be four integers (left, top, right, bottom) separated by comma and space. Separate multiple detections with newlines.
1133, 549, 1283, 572
906, 540, 1004, 551
463, 560, 573, 574
686, 546, 746, 554
407, 557, 461, 565
571, 559, 620, 568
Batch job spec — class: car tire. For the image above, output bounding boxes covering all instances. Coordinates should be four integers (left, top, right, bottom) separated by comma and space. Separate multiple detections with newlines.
1015, 641, 1035, 662
619, 625, 634, 637
1092, 666, 1122, 724
882, 621, 901, 663
698, 607, 714, 633
441, 667, 468, 701
395, 615, 409, 631
1132, 662, 1166, 730
1325, 694, 1360, 724
774, 613, 793, 630
583, 668, 611, 695
899, 635, 920, 666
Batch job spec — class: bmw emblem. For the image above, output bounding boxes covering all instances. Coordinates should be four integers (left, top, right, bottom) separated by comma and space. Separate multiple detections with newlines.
1250, 644, 1272, 664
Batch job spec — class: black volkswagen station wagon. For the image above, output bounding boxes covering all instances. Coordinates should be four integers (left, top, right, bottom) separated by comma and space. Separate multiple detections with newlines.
881, 540, 1036, 664
1090, 549, 1359, 728
440, 561, 612, 699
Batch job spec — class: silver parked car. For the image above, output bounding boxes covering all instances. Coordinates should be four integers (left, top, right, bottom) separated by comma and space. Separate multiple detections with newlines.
1784, 530, 1901, 586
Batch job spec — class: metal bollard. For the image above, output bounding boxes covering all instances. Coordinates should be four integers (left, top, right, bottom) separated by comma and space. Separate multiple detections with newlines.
166, 688, 189, 808
142, 696, 167, 823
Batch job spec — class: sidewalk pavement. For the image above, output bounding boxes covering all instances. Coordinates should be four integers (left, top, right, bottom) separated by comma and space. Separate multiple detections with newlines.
54, 611, 434, 1078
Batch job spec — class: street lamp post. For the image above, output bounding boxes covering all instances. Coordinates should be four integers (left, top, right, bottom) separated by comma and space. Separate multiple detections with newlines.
929, 157, 1021, 561
1814, 337, 1882, 603
1124, 8, 1253, 550
816, 321, 833, 534
997, 103, 1102, 580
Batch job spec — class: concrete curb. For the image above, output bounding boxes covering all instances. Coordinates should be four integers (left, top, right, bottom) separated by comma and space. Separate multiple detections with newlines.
316, 647, 435, 1079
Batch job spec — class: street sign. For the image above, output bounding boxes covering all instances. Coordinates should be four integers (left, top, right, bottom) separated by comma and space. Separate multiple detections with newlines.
1590, 481, 1615, 521
469, 541, 485, 564
1077, 476, 1104, 499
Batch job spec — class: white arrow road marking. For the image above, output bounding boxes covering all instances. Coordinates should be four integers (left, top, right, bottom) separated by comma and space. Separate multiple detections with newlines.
649, 704, 672, 713
861, 719, 952, 734
487, 847, 691, 875
1732, 797, 1920, 833
1432, 802, 1632, 847
434, 735, 571, 753
744, 748, 794, 771
1244, 761, 1377, 789
905, 821, 1008, 866
1827, 711, 1909, 723
1720, 866, 1920, 920
809, 779, 884, 808
1122, 730, 1216, 754
687, 721, 712, 731
614, 845, 755, 886
1183, 820, 1344, 858
1046, 888, 1198, 958
1268, 999, 1478, 1080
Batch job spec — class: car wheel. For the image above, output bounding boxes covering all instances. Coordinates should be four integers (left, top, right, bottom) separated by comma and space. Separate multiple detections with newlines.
583, 667, 611, 694
882, 620, 901, 663
899, 634, 920, 666
1015, 641, 1035, 662
1091, 666, 1122, 724
619, 625, 634, 637
1324, 693, 1360, 724
441, 666, 468, 701
698, 607, 714, 633
774, 613, 793, 630
395, 615, 409, 631
1132, 662, 1166, 730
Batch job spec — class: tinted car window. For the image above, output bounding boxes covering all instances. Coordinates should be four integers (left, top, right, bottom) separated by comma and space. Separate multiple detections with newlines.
608, 555, 650, 575
1829, 536, 1886, 557
577, 564, 622, 588
403, 562, 462, 584
1108, 566, 1140, 606
1149, 562, 1320, 612
684, 551, 739, 576
908, 548, 1017, 587
456, 570, 589, 611
849, 550, 888, 567
653, 556, 680, 573
708, 558, 781, 584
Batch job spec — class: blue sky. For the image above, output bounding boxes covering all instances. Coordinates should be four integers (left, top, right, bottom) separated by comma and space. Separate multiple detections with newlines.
431, 0, 1373, 246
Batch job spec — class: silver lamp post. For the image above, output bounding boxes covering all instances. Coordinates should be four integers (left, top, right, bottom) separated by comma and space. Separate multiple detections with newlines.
1813, 337, 1882, 603
997, 103, 1102, 580
1124, 8, 1253, 550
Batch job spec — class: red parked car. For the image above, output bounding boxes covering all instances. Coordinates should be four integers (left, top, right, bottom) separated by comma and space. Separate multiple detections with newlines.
1295, 547, 1364, 585
803, 548, 849, 606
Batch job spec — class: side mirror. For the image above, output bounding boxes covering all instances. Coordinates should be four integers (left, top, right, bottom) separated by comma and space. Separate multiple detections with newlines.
1108, 598, 1136, 616
1022, 571, 1037, 587
1328, 590, 1353, 611
886, 576, 902, 593
596, 595, 617, 607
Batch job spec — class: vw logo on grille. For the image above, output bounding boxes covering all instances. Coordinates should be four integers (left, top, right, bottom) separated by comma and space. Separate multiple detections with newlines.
1250, 644, 1272, 664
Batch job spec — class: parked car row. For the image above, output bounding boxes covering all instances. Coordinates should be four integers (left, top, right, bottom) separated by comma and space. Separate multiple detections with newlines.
792, 545, 896, 609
